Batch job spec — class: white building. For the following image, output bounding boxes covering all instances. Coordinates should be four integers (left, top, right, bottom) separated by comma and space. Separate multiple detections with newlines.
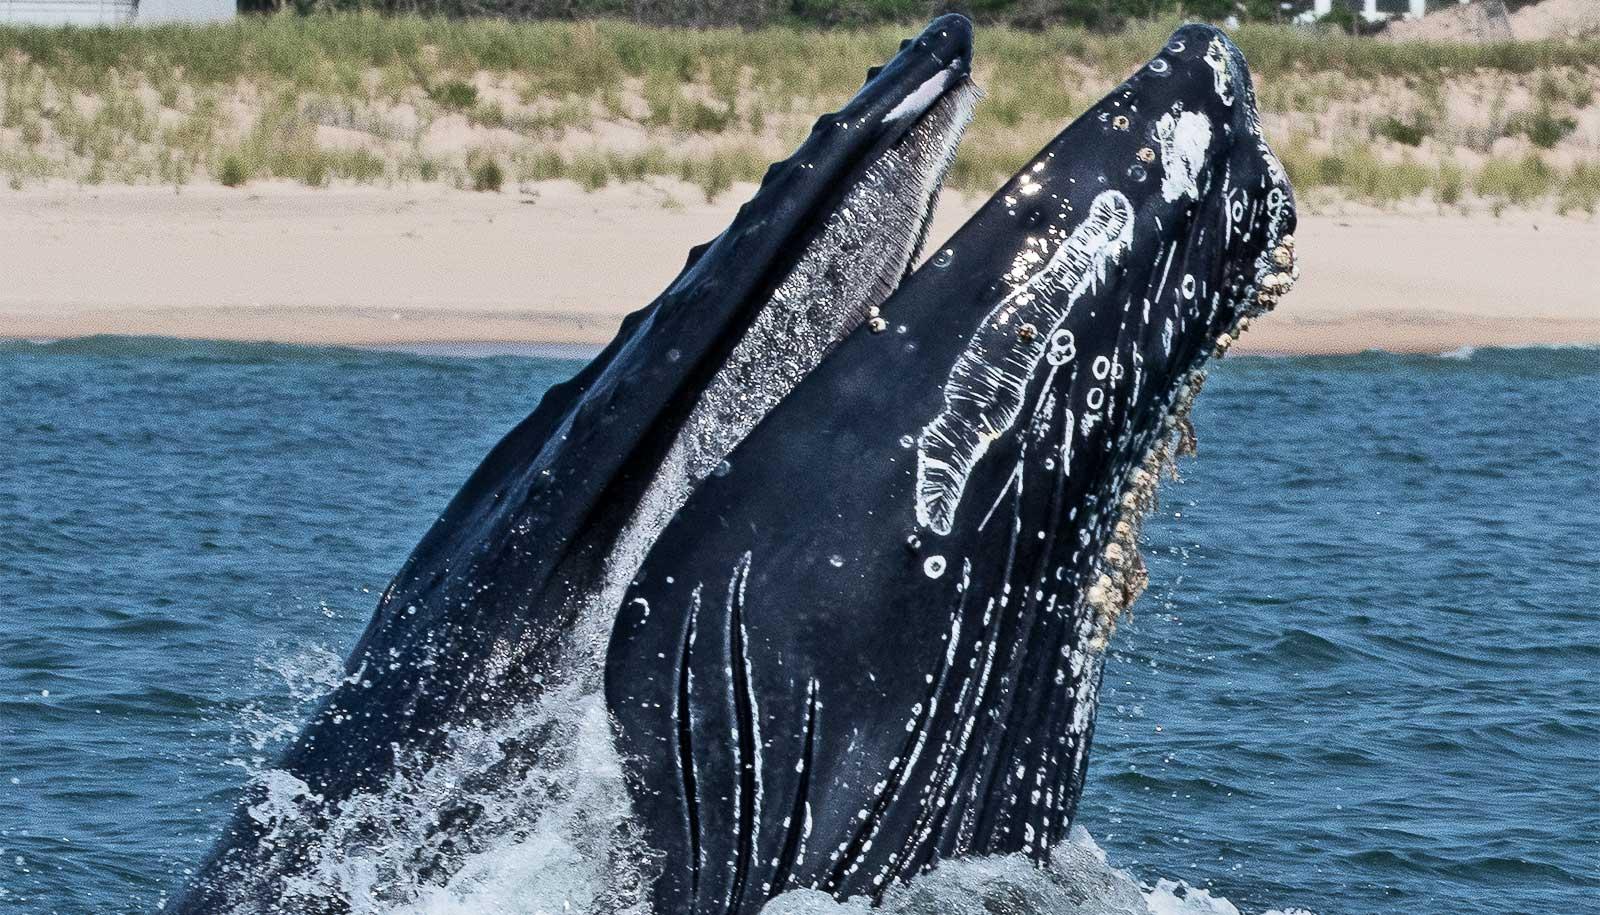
0, 0, 231, 25
1305, 0, 1473, 22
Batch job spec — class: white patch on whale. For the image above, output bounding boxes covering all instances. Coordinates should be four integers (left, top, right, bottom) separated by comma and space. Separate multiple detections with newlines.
1204, 36, 1234, 106
1156, 108, 1212, 204
885, 64, 959, 123
915, 189, 1135, 536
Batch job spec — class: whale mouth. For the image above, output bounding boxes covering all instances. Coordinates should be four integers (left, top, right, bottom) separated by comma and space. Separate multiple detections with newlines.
575, 46, 982, 655
652, 74, 983, 484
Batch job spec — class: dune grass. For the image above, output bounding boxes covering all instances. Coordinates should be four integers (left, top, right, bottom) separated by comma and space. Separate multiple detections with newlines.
0, 13, 1594, 210
3, 14, 1596, 88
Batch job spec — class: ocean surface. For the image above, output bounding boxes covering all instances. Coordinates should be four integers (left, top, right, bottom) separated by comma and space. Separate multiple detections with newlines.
1, 337, 1595, 915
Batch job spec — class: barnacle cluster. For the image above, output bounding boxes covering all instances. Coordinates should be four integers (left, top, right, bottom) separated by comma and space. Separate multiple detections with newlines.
1084, 392, 1188, 652
1251, 233, 1299, 312
1085, 230, 1297, 650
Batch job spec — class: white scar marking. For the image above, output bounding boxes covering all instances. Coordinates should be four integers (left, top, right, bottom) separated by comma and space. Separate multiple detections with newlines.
914, 189, 1134, 536
1156, 108, 1212, 203
1263, 146, 1287, 185
1205, 37, 1234, 106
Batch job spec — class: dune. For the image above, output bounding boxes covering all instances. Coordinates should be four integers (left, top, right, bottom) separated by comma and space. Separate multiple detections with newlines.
0, 181, 1595, 356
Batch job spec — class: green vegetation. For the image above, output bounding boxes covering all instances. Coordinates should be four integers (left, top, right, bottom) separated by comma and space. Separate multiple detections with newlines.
0, 14, 1592, 212
427, 77, 479, 109
468, 148, 504, 190
1374, 113, 1429, 147
1474, 152, 1555, 208
217, 152, 249, 185
1558, 160, 1600, 214
1509, 105, 1578, 148
238, 0, 1348, 31
1, 14, 1596, 95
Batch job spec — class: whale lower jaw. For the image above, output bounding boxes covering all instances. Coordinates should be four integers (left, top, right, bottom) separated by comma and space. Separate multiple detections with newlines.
571, 78, 983, 667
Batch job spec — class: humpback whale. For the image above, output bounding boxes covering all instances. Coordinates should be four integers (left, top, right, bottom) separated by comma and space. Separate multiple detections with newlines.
165, 20, 1298, 915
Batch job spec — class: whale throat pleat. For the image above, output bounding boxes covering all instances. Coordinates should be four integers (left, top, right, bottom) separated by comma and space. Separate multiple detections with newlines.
767, 680, 818, 896
727, 554, 761, 910
675, 593, 703, 902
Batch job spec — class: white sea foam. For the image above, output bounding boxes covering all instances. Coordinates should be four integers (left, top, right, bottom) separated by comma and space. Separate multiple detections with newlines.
237, 652, 1314, 915
764, 828, 1316, 915
234, 681, 649, 915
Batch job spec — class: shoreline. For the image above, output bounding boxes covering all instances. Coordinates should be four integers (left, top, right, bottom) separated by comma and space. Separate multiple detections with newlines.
2, 182, 1597, 357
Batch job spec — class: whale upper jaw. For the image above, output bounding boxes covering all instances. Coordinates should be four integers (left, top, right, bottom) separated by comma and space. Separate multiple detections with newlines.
901, 22, 1301, 647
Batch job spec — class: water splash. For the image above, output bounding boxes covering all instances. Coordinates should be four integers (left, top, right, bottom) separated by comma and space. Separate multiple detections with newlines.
230, 649, 650, 915
234, 687, 649, 914
232, 643, 346, 766
765, 828, 1314, 915
237, 649, 1312, 915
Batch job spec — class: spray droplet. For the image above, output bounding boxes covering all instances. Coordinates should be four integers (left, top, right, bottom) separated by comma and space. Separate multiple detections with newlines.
712, 459, 731, 477
899, 434, 915, 449
1127, 164, 1147, 182
932, 249, 954, 268
666, 348, 681, 362
828, 554, 845, 568
924, 556, 947, 579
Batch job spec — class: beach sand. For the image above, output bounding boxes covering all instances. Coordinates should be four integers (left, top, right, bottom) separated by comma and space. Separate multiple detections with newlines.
1, 182, 1595, 356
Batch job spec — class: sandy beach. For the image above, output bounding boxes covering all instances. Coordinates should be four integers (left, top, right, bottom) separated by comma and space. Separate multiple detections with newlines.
1, 182, 1595, 356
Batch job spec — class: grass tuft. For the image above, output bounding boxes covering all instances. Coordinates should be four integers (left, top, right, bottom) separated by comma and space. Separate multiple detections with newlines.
468, 149, 503, 191
217, 152, 249, 187
1474, 153, 1556, 209
1509, 106, 1579, 150
428, 78, 478, 111
1375, 114, 1429, 147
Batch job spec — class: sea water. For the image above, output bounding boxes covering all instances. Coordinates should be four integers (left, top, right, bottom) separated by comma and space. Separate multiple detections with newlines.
0, 338, 1594, 915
